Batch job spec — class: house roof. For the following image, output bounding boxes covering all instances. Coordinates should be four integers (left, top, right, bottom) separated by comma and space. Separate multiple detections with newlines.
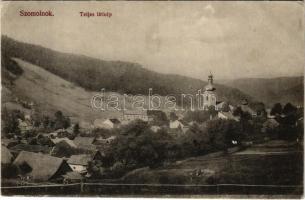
147, 110, 164, 116
263, 118, 280, 127
79, 121, 94, 129
178, 119, 188, 126
37, 133, 50, 138
216, 101, 225, 107
10, 144, 52, 154
97, 118, 121, 128
1, 138, 18, 147
120, 120, 130, 125
169, 119, 188, 128
181, 127, 190, 134
124, 110, 147, 115
67, 154, 92, 166
18, 120, 29, 127
94, 136, 117, 145
74, 137, 95, 146
218, 111, 240, 121
48, 132, 59, 137
13, 151, 71, 181
1, 145, 13, 164
51, 138, 77, 148
104, 136, 117, 141
54, 129, 67, 133
93, 119, 104, 127
216, 102, 234, 111
241, 99, 249, 105
150, 126, 161, 132
241, 105, 256, 115
73, 137, 96, 151
108, 118, 120, 124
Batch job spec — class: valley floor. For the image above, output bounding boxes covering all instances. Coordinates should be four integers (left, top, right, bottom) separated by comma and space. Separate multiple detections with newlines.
2, 140, 303, 197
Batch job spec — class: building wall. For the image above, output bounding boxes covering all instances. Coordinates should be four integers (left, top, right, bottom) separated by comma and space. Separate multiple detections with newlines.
68, 164, 87, 173
102, 120, 114, 129
203, 92, 217, 109
218, 112, 227, 119
51, 162, 72, 180
170, 120, 183, 129
123, 114, 148, 121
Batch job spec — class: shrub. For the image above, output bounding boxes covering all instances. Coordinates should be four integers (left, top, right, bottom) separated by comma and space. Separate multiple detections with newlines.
1, 164, 18, 178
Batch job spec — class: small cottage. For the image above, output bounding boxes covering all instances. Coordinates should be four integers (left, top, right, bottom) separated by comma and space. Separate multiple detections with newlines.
94, 135, 117, 145
122, 110, 149, 122
150, 126, 161, 133
13, 151, 72, 182
98, 118, 121, 129
218, 111, 240, 121
67, 154, 91, 174
169, 120, 188, 129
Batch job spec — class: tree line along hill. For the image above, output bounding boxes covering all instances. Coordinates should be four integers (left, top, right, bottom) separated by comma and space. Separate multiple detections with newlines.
2, 35, 253, 107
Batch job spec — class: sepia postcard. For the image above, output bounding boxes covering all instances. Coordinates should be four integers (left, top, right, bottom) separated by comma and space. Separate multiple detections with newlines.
0, 1, 304, 198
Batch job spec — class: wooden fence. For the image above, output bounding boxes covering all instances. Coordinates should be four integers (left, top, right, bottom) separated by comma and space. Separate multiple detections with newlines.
1, 182, 303, 196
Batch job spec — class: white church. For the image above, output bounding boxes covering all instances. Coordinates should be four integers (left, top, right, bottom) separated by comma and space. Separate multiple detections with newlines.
202, 73, 217, 110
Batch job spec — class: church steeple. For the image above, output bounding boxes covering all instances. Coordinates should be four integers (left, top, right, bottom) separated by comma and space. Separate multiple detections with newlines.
205, 72, 215, 91
203, 72, 217, 110
208, 72, 213, 85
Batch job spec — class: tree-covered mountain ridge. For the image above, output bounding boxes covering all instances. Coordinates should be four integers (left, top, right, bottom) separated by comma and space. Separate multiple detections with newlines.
2, 35, 253, 105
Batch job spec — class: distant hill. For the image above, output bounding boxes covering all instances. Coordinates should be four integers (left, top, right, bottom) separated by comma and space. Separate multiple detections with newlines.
2, 57, 116, 124
1, 36, 253, 108
1, 58, 185, 123
220, 77, 304, 107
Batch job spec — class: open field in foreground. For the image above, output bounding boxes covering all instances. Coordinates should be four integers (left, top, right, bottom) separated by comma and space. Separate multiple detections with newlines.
2, 140, 303, 197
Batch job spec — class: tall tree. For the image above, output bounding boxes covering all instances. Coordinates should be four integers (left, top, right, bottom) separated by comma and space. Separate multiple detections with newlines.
270, 103, 283, 116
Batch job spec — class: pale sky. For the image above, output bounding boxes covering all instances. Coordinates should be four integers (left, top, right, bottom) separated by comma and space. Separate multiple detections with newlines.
1, 1, 304, 80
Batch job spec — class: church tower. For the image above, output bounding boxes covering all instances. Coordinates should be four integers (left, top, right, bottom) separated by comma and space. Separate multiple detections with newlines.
203, 73, 217, 110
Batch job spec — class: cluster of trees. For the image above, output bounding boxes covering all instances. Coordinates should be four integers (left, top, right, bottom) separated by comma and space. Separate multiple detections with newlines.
27, 134, 53, 146
1, 108, 76, 143
103, 102, 303, 178
1, 46, 24, 103
32, 111, 71, 131
231, 102, 303, 142
51, 141, 89, 158
147, 110, 169, 126
2, 54, 23, 75
111, 120, 171, 168
84, 120, 174, 178
1, 164, 18, 179
183, 106, 218, 123
91, 117, 246, 179
250, 102, 267, 116
269, 103, 303, 140
175, 119, 244, 158
206, 119, 244, 151
81, 127, 118, 138
2, 109, 24, 137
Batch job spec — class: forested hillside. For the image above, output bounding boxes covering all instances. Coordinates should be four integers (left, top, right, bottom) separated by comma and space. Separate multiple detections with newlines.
2, 36, 253, 106
220, 77, 304, 107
